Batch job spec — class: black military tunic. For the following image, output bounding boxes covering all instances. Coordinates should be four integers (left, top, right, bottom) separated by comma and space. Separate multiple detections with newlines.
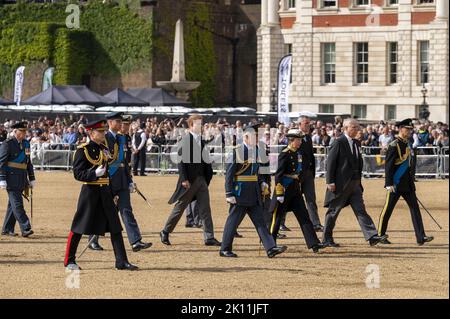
377, 136, 427, 243
269, 145, 320, 249
70, 141, 122, 235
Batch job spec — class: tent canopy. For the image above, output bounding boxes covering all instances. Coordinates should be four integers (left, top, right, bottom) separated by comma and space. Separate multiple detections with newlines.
22, 85, 114, 107
0, 97, 12, 105
126, 88, 191, 106
103, 88, 148, 106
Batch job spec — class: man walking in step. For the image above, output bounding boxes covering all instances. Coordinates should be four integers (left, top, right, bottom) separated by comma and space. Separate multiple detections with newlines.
160, 115, 221, 246
377, 118, 434, 245
322, 118, 387, 247
220, 125, 287, 258
64, 120, 137, 271
269, 129, 325, 253
132, 122, 147, 176
88, 112, 152, 252
0, 122, 35, 238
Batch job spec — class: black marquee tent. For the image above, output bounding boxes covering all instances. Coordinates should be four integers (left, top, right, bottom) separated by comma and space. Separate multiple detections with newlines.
103, 88, 148, 106
0, 97, 12, 105
22, 85, 114, 107
126, 88, 191, 106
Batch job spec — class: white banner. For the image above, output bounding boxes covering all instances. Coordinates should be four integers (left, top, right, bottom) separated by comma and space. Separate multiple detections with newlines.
14, 66, 25, 106
277, 54, 292, 126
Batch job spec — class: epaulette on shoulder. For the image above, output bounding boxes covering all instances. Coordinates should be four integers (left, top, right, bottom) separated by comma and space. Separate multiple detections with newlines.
282, 147, 290, 153
77, 142, 89, 149
389, 140, 399, 147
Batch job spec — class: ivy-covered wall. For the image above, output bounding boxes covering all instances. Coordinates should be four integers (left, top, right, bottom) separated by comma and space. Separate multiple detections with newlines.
0, 1, 152, 97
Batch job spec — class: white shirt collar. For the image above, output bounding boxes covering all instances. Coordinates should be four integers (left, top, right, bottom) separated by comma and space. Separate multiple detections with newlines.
109, 129, 117, 138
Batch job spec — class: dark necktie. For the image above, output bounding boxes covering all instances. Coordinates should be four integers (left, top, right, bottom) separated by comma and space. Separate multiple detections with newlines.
352, 139, 358, 161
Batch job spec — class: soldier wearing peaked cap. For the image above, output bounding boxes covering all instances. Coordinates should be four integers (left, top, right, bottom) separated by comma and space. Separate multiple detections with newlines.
0, 122, 35, 237
63, 119, 138, 271
88, 112, 152, 252
269, 129, 324, 253
377, 119, 434, 245
220, 124, 287, 258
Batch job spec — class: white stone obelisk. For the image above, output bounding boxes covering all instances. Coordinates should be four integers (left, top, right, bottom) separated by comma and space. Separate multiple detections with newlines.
171, 19, 186, 82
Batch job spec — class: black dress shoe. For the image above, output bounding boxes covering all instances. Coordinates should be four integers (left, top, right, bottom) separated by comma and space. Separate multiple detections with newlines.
369, 234, 387, 246
280, 225, 291, 231
22, 229, 34, 238
89, 242, 104, 251
194, 223, 203, 228
116, 262, 139, 271
234, 232, 243, 238
418, 236, 434, 246
160, 230, 171, 245
322, 241, 340, 248
379, 237, 392, 244
132, 241, 152, 252
312, 243, 325, 253
276, 233, 287, 239
314, 225, 324, 232
185, 223, 195, 228
220, 251, 238, 258
1, 231, 18, 237
205, 238, 221, 246
139, 173, 148, 176
267, 245, 287, 258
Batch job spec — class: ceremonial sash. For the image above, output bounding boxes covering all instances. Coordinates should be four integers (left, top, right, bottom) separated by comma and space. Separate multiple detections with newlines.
109, 136, 125, 177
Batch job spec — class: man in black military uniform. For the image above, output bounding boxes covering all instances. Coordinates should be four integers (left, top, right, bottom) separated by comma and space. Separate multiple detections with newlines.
269, 129, 324, 253
88, 112, 152, 252
0, 122, 35, 237
220, 125, 287, 258
377, 118, 434, 245
64, 120, 137, 271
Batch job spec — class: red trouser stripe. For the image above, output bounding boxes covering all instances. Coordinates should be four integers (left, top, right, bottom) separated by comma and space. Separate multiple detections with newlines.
64, 231, 74, 266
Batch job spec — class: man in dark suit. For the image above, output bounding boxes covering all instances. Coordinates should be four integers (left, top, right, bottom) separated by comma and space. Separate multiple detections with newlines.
322, 119, 386, 247
377, 118, 433, 245
220, 125, 287, 258
160, 115, 220, 246
88, 112, 152, 252
0, 122, 34, 237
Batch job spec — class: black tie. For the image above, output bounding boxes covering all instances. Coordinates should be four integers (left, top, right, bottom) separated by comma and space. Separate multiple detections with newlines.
352, 139, 358, 161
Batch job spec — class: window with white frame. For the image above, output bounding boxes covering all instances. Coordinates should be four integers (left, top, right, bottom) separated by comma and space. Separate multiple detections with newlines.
385, 105, 397, 121
355, 0, 370, 6
417, 0, 434, 4
321, 0, 337, 8
419, 41, 429, 84
355, 42, 369, 84
352, 105, 367, 119
322, 43, 336, 84
319, 104, 335, 113
387, 0, 398, 5
287, 0, 296, 9
388, 42, 398, 85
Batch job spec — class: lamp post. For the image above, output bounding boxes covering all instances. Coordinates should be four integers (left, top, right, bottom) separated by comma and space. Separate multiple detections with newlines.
419, 83, 430, 121
270, 84, 277, 112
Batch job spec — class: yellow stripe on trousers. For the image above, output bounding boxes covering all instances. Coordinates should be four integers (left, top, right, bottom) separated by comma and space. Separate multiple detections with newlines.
270, 203, 279, 235
378, 191, 391, 235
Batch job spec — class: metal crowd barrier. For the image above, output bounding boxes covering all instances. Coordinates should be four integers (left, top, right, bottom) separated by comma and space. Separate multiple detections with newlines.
28, 143, 449, 178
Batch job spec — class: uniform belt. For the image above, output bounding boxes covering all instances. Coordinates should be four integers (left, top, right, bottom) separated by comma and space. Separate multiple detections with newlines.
110, 163, 125, 168
235, 175, 258, 182
83, 178, 110, 186
283, 174, 299, 180
7, 162, 27, 170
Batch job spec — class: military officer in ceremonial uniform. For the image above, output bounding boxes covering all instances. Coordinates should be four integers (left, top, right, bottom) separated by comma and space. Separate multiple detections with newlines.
0, 122, 35, 237
64, 120, 138, 271
269, 129, 324, 253
221, 125, 287, 258
121, 115, 133, 168
377, 119, 434, 245
89, 112, 152, 252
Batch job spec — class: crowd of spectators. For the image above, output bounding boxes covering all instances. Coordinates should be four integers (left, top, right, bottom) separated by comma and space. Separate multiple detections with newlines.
1, 115, 449, 158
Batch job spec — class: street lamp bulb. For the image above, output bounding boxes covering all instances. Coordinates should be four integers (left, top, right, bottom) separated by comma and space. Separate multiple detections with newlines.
421, 84, 428, 96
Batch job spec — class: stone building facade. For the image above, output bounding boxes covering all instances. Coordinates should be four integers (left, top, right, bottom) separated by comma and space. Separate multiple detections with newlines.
257, 0, 449, 122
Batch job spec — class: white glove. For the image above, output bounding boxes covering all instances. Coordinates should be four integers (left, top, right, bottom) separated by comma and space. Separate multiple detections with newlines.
386, 186, 395, 193
261, 182, 269, 192
226, 196, 237, 204
277, 196, 284, 203
95, 165, 106, 177
129, 183, 136, 193
29, 180, 36, 188
0, 180, 6, 189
